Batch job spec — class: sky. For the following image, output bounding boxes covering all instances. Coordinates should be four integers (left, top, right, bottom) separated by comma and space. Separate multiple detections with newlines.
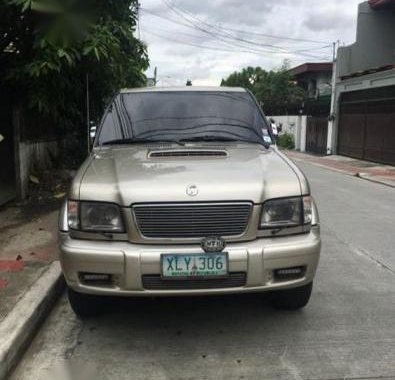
139, 0, 363, 86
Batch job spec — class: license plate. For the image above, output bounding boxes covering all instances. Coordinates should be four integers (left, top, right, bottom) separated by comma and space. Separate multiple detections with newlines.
161, 253, 228, 279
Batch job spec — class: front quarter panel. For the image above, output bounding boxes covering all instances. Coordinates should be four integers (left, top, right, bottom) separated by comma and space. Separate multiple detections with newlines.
275, 149, 310, 195
68, 153, 97, 200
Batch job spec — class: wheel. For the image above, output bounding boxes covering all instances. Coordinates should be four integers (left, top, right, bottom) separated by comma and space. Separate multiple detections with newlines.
270, 282, 313, 310
67, 287, 105, 318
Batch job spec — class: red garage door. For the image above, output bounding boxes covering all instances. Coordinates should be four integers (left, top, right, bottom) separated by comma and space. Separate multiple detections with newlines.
337, 86, 395, 165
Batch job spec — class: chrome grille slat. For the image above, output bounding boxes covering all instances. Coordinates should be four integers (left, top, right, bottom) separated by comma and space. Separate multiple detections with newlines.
142, 273, 247, 290
133, 203, 252, 238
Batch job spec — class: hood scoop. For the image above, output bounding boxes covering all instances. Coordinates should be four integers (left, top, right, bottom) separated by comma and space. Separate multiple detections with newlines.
148, 149, 228, 158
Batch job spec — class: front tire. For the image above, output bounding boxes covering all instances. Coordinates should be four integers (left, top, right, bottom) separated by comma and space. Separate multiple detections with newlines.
270, 282, 313, 310
67, 287, 105, 318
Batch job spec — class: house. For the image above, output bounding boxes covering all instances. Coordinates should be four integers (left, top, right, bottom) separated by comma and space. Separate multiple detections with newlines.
328, 0, 395, 165
289, 62, 333, 100
269, 62, 333, 154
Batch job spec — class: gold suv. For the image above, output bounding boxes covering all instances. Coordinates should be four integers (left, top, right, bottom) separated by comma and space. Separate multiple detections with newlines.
58, 87, 321, 317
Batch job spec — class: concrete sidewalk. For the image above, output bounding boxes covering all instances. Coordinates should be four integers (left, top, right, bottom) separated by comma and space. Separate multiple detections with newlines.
0, 207, 59, 321
0, 203, 64, 379
285, 150, 395, 188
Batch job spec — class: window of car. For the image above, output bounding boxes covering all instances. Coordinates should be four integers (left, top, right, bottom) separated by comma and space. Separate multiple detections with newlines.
96, 91, 272, 146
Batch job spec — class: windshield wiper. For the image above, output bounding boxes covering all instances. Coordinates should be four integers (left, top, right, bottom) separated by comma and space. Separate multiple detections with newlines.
102, 138, 185, 146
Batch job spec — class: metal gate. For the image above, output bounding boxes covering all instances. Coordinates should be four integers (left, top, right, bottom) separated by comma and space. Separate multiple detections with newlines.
0, 94, 16, 205
338, 86, 395, 165
306, 116, 328, 154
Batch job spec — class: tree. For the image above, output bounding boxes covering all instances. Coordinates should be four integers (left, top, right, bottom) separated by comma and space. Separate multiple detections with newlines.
1, 0, 149, 130
221, 62, 305, 115
220, 66, 266, 92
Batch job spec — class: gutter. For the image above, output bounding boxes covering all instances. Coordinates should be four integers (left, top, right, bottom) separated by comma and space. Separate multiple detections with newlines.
369, 0, 394, 9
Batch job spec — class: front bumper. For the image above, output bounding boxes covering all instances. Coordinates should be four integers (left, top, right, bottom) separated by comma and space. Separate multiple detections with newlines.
59, 227, 320, 296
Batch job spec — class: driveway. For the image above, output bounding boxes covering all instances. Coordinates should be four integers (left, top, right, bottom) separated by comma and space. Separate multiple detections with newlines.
10, 161, 395, 380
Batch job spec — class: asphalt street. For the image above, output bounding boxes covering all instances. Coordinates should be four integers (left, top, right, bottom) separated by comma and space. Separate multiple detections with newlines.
10, 161, 395, 380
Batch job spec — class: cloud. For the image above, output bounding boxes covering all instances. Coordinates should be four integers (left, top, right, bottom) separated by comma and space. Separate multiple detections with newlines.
179, 0, 281, 26
141, 0, 362, 85
303, 9, 355, 32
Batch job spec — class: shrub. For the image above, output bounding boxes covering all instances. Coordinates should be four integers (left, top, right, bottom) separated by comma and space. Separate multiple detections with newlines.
277, 132, 295, 150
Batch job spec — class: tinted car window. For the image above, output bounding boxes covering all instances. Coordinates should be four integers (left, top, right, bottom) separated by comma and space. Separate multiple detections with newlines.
97, 91, 270, 145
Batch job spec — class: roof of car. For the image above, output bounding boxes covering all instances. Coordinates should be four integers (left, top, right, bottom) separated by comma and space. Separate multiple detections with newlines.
120, 86, 246, 94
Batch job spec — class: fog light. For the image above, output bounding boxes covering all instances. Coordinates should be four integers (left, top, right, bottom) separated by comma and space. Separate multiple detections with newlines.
80, 273, 112, 285
274, 267, 305, 281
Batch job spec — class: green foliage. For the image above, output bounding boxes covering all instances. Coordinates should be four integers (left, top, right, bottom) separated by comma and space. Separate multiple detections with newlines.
1, 0, 149, 129
221, 61, 305, 115
276, 132, 295, 150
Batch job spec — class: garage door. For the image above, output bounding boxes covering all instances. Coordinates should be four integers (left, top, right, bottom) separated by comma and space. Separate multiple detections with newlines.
337, 85, 395, 165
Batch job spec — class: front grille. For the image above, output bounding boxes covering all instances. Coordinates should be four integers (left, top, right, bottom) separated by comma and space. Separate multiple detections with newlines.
149, 150, 227, 158
133, 203, 252, 238
142, 273, 247, 290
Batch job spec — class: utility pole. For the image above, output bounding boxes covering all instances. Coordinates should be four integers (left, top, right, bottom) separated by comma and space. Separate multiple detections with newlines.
137, 2, 141, 40
86, 73, 90, 154
154, 66, 157, 86
327, 41, 338, 155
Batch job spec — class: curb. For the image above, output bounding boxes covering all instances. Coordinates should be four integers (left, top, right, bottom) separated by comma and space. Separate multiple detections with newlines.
292, 157, 355, 176
289, 154, 395, 188
357, 173, 395, 189
0, 261, 65, 380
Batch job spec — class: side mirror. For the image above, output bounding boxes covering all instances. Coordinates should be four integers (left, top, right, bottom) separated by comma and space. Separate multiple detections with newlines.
89, 125, 97, 145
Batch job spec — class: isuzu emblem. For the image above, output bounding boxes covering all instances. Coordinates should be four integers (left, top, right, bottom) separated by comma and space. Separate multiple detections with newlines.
201, 237, 226, 253
186, 184, 199, 197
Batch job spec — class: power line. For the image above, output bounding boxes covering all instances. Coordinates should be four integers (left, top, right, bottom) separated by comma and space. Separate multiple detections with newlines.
143, 25, 305, 56
141, 7, 331, 60
142, 8, 288, 56
162, 0, 290, 52
203, 24, 328, 45
161, 0, 331, 58
144, 29, 267, 55
164, 0, 329, 45
142, 7, 326, 46
136, 2, 141, 39
143, 29, 331, 64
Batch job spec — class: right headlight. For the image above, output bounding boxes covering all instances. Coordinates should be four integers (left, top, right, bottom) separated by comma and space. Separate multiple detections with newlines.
260, 196, 312, 229
67, 200, 124, 232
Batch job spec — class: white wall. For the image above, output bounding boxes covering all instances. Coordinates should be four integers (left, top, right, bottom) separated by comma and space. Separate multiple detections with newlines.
267, 115, 307, 151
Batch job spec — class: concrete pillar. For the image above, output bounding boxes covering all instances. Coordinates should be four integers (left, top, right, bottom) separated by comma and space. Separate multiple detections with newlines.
300, 116, 307, 152
327, 60, 337, 155
295, 115, 301, 150
12, 107, 25, 200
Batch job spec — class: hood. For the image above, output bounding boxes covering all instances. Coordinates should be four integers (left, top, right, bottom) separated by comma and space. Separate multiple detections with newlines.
75, 144, 303, 205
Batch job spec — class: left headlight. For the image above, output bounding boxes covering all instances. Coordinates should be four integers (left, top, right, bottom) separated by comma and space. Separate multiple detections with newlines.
260, 196, 312, 229
67, 200, 124, 232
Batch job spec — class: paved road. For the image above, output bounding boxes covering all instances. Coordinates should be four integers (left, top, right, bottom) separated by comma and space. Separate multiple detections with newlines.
11, 162, 395, 380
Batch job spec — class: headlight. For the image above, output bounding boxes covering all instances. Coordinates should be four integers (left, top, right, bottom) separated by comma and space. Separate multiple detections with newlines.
67, 200, 124, 232
260, 196, 312, 229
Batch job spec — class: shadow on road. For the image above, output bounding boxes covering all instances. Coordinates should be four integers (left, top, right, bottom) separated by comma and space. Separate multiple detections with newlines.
81, 292, 307, 341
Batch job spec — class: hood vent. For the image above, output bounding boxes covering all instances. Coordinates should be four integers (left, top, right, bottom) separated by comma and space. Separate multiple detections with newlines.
148, 150, 228, 158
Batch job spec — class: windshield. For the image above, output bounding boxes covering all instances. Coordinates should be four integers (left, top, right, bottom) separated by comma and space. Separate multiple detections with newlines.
96, 91, 272, 146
